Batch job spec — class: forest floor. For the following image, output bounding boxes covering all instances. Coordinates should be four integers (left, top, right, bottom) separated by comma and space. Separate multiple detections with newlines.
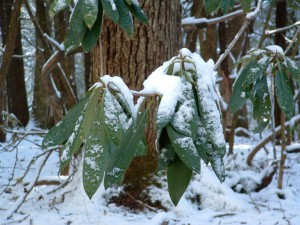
0, 126, 300, 225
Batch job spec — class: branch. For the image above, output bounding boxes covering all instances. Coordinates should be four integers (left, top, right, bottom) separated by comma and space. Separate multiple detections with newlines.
6, 150, 52, 219
266, 21, 300, 36
214, 0, 263, 71
246, 115, 300, 166
182, 10, 245, 31
285, 27, 300, 55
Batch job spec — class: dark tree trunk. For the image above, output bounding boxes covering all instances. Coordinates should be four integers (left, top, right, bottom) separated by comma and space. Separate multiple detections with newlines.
0, 0, 25, 141
91, 0, 181, 209
274, 0, 287, 128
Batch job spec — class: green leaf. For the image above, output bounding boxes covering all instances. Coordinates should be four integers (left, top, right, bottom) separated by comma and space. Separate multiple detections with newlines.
170, 93, 199, 139
166, 124, 201, 173
167, 154, 192, 206
240, 0, 252, 12
209, 151, 225, 182
252, 75, 271, 133
82, 87, 103, 138
82, 7, 103, 53
49, 0, 72, 17
157, 128, 175, 171
104, 109, 148, 189
64, 0, 87, 53
82, 0, 99, 29
194, 120, 211, 165
286, 57, 300, 87
124, 0, 132, 5
230, 61, 255, 113
42, 95, 89, 148
135, 135, 147, 157
100, 0, 119, 23
275, 67, 295, 119
60, 115, 85, 173
126, 1, 148, 24
242, 60, 262, 88
220, 0, 235, 13
115, 0, 134, 37
83, 94, 110, 199
205, 0, 221, 14
103, 89, 128, 146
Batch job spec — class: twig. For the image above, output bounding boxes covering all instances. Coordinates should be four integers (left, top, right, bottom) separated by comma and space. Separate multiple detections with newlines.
266, 21, 300, 36
285, 27, 300, 55
43, 33, 64, 51
278, 200, 291, 225
182, 9, 245, 31
214, 0, 263, 71
246, 115, 300, 166
124, 191, 157, 212
5, 150, 52, 219
2, 128, 47, 135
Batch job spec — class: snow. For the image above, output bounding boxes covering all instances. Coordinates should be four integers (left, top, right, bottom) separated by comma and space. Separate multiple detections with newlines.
1, 134, 300, 225
265, 45, 285, 56
141, 63, 182, 129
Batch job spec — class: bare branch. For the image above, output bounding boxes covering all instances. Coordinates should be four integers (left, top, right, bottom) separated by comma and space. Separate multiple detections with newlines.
246, 115, 300, 166
266, 20, 300, 36
214, 0, 263, 71
43, 33, 64, 51
5, 151, 52, 219
182, 10, 245, 31
285, 27, 300, 55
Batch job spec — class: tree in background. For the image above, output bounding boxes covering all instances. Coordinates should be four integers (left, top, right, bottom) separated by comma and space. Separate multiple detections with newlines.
0, 0, 29, 142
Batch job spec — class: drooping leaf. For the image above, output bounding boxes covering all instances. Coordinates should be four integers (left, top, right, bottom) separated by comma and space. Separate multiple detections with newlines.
49, 0, 72, 17
220, 0, 235, 13
42, 95, 89, 148
82, 87, 103, 138
194, 120, 212, 164
135, 135, 147, 157
230, 61, 255, 113
286, 57, 300, 87
205, 0, 221, 14
275, 67, 295, 119
209, 151, 225, 182
157, 128, 175, 171
240, 0, 252, 12
126, 1, 148, 24
83, 93, 110, 199
167, 154, 192, 206
166, 124, 201, 173
82, 7, 103, 53
114, 0, 133, 37
64, 0, 87, 53
60, 115, 85, 173
82, 0, 99, 29
252, 76, 271, 133
103, 89, 128, 146
242, 60, 262, 88
104, 109, 148, 189
100, 0, 119, 23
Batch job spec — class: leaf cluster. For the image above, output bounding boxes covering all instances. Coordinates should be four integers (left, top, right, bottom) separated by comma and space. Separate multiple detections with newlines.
43, 78, 147, 199
230, 46, 300, 132
156, 51, 226, 205
49, 0, 148, 53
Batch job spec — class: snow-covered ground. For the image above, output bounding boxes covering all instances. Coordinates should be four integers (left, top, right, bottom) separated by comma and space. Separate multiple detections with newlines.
1, 130, 300, 225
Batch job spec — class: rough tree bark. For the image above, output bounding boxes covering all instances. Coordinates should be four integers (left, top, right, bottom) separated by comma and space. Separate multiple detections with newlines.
0, 0, 29, 127
90, 0, 181, 209
0, 0, 24, 141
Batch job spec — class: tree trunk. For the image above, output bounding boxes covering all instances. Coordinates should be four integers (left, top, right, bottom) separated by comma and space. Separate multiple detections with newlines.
32, 0, 62, 128
0, 0, 24, 141
91, 0, 181, 209
274, 0, 287, 128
